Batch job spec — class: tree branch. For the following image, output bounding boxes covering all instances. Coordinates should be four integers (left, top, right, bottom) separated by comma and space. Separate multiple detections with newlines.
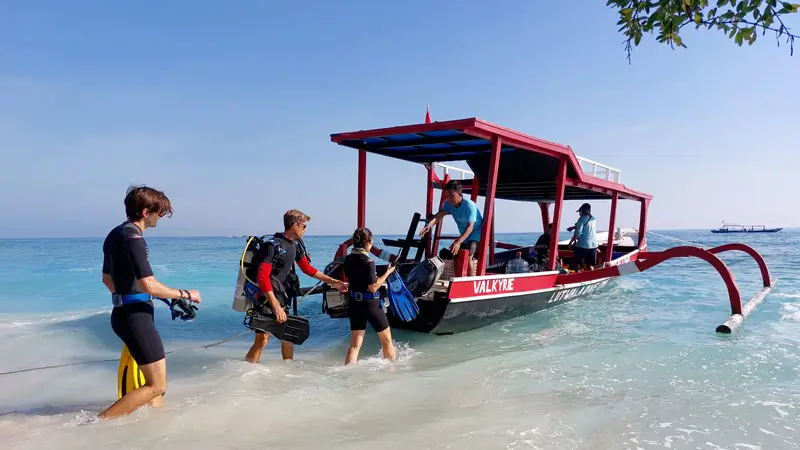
613, 0, 800, 62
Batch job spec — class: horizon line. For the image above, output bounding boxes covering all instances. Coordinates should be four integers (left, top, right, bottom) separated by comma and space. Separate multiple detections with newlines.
3, 227, 792, 240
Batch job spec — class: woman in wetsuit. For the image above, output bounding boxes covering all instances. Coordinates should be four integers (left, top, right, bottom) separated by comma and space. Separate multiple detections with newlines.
343, 227, 397, 365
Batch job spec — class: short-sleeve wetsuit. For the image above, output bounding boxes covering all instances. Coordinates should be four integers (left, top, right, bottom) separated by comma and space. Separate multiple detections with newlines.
343, 249, 389, 333
102, 221, 164, 365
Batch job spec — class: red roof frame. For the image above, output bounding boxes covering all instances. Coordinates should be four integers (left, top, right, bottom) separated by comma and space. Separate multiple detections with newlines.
330, 117, 652, 202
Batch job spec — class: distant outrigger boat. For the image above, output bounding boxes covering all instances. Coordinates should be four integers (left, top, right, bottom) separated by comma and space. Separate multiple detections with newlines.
711, 221, 783, 234
297, 115, 777, 336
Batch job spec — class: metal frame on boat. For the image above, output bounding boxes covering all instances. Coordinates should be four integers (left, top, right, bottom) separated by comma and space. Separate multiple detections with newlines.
308, 116, 776, 335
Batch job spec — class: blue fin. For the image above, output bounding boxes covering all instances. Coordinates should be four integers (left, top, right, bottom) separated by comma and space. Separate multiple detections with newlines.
386, 271, 419, 322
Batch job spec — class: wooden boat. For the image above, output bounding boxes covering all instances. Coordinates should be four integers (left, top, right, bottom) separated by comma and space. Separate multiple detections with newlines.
302, 116, 776, 335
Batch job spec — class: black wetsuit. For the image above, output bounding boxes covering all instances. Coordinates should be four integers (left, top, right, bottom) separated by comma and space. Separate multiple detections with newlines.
102, 222, 165, 366
343, 250, 389, 333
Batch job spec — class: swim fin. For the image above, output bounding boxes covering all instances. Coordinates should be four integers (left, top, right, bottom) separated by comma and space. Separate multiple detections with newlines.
117, 344, 145, 399
247, 313, 310, 346
386, 271, 419, 322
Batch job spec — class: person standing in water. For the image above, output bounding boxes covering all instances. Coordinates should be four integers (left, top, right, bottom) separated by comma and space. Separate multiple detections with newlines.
244, 209, 348, 363
342, 227, 397, 365
98, 185, 202, 420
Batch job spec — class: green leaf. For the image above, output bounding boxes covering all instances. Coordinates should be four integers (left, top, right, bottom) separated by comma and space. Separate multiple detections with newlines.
709, 7, 718, 17
694, 11, 703, 23
767, 0, 777, 6
621, 7, 634, 18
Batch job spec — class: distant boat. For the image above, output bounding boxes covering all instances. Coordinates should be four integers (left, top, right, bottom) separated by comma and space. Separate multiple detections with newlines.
711, 221, 782, 234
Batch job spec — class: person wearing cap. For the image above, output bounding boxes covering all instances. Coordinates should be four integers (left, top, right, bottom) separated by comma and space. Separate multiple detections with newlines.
567, 203, 597, 271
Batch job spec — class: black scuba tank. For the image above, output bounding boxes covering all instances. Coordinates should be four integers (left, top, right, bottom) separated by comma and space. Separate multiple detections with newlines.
403, 256, 445, 298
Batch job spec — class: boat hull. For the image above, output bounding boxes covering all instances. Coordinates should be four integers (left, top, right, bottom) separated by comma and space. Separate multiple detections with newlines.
710, 228, 782, 233
388, 277, 613, 335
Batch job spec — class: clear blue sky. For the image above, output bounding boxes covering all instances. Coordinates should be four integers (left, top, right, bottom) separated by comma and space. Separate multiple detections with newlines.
1, 1, 798, 238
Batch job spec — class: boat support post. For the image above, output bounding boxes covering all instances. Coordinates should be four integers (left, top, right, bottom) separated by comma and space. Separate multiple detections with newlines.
707, 244, 778, 333
559, 243, 776, 333
357, 150, 367, 228
605, 192, 618, 264
638, 244, 776, 334
547, 158, 567, 271
476, 135, 502, 276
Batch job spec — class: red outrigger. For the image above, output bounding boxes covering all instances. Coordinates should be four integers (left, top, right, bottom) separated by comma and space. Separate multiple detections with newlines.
313, 116, 777, 335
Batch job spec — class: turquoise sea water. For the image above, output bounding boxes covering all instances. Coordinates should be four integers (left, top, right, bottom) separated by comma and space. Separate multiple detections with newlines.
0, 230, 798, 449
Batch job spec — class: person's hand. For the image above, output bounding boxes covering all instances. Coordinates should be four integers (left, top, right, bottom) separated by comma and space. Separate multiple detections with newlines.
386, 264, 397, 276
419, 225, 431, 237
186, 290, 201, 303
567, 226, 576, 232
449, 239, 462, 255
274, 307, 287, 323
333, 280, 348, 292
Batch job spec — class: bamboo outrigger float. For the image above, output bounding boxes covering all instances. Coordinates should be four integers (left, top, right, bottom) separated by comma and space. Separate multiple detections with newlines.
307, 116, 776, 335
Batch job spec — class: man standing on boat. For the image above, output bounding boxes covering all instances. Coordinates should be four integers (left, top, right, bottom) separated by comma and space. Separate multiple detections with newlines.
567, 203, 597, 271
419, 180, 483, 276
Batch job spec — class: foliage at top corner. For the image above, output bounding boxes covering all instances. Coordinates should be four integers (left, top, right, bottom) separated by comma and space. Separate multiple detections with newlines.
607, 0, 800, 61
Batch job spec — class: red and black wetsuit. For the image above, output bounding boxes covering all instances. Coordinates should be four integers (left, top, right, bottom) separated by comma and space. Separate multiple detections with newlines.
245, 233, 318, 329
102, 222, 165, 365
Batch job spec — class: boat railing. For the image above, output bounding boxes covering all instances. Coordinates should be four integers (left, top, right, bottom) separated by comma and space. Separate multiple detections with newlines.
431, 162, 474, 180
721, 223, 767, 229
433, 155, 619, 184
576, 155, 621, 183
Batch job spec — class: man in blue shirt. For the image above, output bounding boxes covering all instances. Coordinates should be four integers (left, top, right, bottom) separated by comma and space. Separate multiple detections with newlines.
420, 180, 483, 276
567, 202, 597, 271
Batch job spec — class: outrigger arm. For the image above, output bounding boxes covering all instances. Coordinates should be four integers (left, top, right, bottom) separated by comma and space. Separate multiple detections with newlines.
556, 243, 777, 334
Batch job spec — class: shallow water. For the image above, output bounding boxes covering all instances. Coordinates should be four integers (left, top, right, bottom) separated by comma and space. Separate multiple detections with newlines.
0, 230, 798, 449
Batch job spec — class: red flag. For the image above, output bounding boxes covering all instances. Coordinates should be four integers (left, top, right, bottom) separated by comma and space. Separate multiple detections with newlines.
425, 104, 431, 124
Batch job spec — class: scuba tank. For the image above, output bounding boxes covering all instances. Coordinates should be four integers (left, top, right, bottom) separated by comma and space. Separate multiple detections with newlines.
231, 236, 265, 312
404, 256, 445, 298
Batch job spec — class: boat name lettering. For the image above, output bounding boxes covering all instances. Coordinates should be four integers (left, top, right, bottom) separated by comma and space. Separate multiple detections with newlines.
548, 280, 607, 303
472, 278, 515, 295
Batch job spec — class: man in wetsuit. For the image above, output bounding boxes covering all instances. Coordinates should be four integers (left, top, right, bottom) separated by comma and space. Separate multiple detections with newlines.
97, 185, 201, 421
419, 180, 483, 276
244, 209, 347, 363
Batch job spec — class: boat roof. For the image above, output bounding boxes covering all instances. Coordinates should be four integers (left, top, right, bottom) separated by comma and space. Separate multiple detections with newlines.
330, 117, 652, 202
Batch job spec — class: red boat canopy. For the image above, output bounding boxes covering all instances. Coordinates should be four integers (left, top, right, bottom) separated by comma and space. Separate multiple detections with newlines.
330, 118, 651, 203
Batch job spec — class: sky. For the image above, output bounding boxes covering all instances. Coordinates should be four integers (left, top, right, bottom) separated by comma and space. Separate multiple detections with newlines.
1, 0, 798, 238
